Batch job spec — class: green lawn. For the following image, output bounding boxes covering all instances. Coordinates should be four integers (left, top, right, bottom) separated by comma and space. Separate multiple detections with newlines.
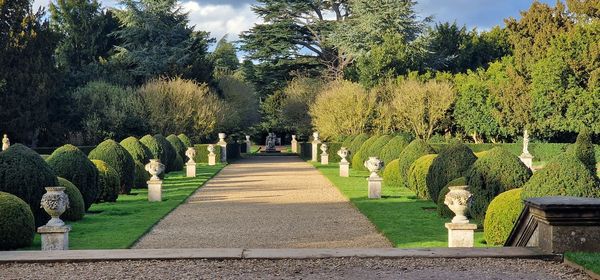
566, 252, 600, 275
26, 163, 224, 250
311, 162, 487, 248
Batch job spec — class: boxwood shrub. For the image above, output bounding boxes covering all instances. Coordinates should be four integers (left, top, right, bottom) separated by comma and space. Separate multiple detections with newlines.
57, 177, 85, 221
92, 160, 120, 203
398, 140, 435, 188
484, 188, 524, 246
351, 135, 382, 170
318, 142, 344, 162
367, 135, 393, 159
468, 147, 532, 221
426, 142, 477, 203
194, 144, 222, 163
567, 128, 596, 176
383, 159, 401, 188
88, 139, 135, 195
0, 144, 58, 226
0, 192, 35, 250
120, 136, 152, 164
341, 135, 356, 149
177, 133, 193, 148
154, 134, 177, 172
140, 135, 163, 161
379, 135, 412, 168
133, 160, 149, 189
167, 134, 186, 160
407, 154, 438, 200
347, 134, 370, 157
521, 152, 600, 200
45, 144, 99, 211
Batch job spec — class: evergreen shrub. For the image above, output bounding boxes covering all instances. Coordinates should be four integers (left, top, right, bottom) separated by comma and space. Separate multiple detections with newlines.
140, 135, 163, 161
319, 142, 344, 162
88, 139, 134, 194
352, 135, 382, 170
167, 134, 186, 159
407, 154, 437, 199
484, 188, 524, 245
426, 142, 477, 203
397, 140, 435, 188
154, 134, 177, 172
133, 161, 149, 189
57, 177, 85, 221
383, 159, 401, 188
193, 144, 222, 163
347, 133, 370, 157
379, 134, 413, 167
92, 160, 120, 203
567, 128, 597, 176
120, 136, 152, 164
0, 192, 35, 250
177, 133, 193, 148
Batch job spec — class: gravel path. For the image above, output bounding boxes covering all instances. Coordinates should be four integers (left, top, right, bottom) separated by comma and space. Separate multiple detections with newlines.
0, 258, 589, 279
134, 156, 391, 248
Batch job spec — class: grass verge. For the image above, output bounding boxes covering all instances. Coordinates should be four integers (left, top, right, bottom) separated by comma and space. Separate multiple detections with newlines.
26, 163, 224, 250
311, 162, 487, 248
565, 252, 600, 276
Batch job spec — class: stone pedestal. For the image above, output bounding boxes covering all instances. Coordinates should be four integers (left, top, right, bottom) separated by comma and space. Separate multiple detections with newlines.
445, 223, 477, 247
208, 154, 216, 165
291, 140, 298, 153
311, 142, 320, 162
148, 180, 163, 202
246, 141, 252, 153
519, 153, 534, 170
321, 154, 329, 165
218, 133, 227, 163
38, 225, 71, 251
186, 162, 196, 177
339, 161, 349, 177
367, 176, 382, 199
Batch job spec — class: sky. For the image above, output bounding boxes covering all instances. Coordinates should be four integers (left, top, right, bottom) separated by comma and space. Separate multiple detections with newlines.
34, 0, 558, 43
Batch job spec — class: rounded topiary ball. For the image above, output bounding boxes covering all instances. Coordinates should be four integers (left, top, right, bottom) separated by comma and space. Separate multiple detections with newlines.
484, 188, 524, 246
0, 144, 58, 226
341, 135, 356, 149
383, 159, 401, 188
46, 144, 99, 211
367, 135, 393, 160
154, 134, 177, 173
177, 134, 193, 148
88, 139, 135, 195
167, 134, 186, 159
426, 141, 477, 203
133, 161, 150, 189
120, 136, 152, 164
57, 177, 85, 221
522, 152, 600, 200
379, 134, 413, 168
398, 139, 435, 189
407, 154, 437, 200
347, 134, 370, 158
468, 147, 532, 221
0, 192, 35, 250
351, 135, 381, 170
567, 128, 597, 176
140, 135, 163, 160
92, 160, 120, 203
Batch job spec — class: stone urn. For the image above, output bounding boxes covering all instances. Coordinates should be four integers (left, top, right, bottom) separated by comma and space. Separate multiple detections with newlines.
246, 135, 251, 141
40, 187, 70, 227
337, 147, 350, 162
292, 135, 297, 141
145, 159, 165, 181
312, 132, 320, 141
364, 157, 384, 178
207, 144, 216, 155
185, 147, 196, 164
320, 143, 328, 155
444, 185, 472, 224
218, 133, 226, 143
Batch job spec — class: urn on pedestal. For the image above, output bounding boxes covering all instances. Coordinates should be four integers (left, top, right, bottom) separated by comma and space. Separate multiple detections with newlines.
364, 157, 384, 199
2, 134, 9, 151
145, 159, 165, 181
40, 187, 70, 227
337, 147, 351, 177
185, 147, 196, 164
320, 143, 329, 165
364, 157, 384, 178
444, 181, 477, 247
337, 147, 350, 163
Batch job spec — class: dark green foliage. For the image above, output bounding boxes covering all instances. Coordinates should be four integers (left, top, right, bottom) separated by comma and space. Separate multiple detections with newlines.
352, 135, 382, 170
226, 142, 241, 161
379, 135, 413, 168
522, 153, 600, 199
468, 147, 532, 221
437, 177, 469, 219
0, 192, 35, 250
57, 177, 85, 221
0, 144, 58, 226
426, 142, 477, 203
193, 144, 222, 163
88, 139, 135, 194
398, 140, 436, 188
347, 133, 370, 156
383, 159, 401, 188
154, 134, 177, 172
177, 134, 193, 148
567, 128, 597, 176
407, 154, 438, 200
367, 135, 394, 160
133, 161, 149, 189
92, 160, 120, 203
173, 154, 184, 171
299, 142, 312, 160
167, 134, 186, 160
140, 135, 163, 161
46, 144, 99, 211
484, 188, 524, 245
120, 137, 152, 164
319, 142, 344, 163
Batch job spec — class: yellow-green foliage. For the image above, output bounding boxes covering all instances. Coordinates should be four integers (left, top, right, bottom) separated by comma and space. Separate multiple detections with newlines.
92, 160, 120, 203
379, 134, 413, 167
177, 133, 193, 148
475, 151, 489, 158
427, 142, 477, 203
88, 139, 135, 195
57, 177, 85, 221
398, 139, 435, 188
0, 192, 35, 250
383, 159, 401, 188
567, 128, 597, 176
484, 188, 524, 246
341, 135, 356, 149
367, 135, 393, 159
120, 136, 152, 164
347, 133, 370, 156
167, 134, 186, 160
352, 135, 381, 170
407, 154, 438, 199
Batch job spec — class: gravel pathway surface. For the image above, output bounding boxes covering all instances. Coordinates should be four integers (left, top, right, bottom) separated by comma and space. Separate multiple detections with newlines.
134, 156, 391, 248
0, 258, 589, 279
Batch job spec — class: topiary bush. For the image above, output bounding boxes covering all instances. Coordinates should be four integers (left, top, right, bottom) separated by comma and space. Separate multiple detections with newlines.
92, 160, 120, 203
407, 154, 438, 199
436, 177, 467, 219
484, 188, 524, 246
88, 139, 135, 195
154, 134, 177, 172
120, 136, 152, 164
0, 192, 35, 250
467, 147, 532, 221
567, 128, 597, 176
173, 153, 184, 171
46, 144, 99, 211
57, 177, 85, 221
367, 135, 393, 159
319, 142, 344, 163
167, 134, 186, 160
341, 135, 356, 149
140, 135, 163, 161
177, 133, 193, 148
426, 141, 477, 203
133, 161, 149, 189
347, 134, 370, 157
383, 159, 401, 188
379, 134, 413, 168
398, 139, 436, 188
521, 152, 600, 200
352, 135, 382, 170
0, 144, 59, 226
194, 144, 222, 163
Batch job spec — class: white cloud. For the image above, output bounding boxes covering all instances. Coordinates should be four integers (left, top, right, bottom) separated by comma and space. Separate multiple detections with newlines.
181, 1, 261, 41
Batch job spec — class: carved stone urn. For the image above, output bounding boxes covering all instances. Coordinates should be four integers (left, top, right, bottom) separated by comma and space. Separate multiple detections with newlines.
313, 132, 319, 141
444, 185, 472, 224
2, 134, 9, 151
337, 147, 350, 163
218, 133, 226, 144
320, 143, 328, 155
364, 157, 384, 178
207, 144, 216, 155
145, 159, 165, 181
185, 147, 196, 164
40, 187, 70, 227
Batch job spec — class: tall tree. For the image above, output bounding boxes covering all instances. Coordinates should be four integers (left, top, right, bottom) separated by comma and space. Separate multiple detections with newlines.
212, 36, 239, 75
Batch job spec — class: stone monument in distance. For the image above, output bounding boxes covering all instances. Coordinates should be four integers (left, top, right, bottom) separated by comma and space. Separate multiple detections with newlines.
311, 132, 321, 162
519, 129, 534, 170
291, 135, 298, 153
2, 134, 9, 151
207, 144, 216, 166
185, 147, 196, 177
320, 143, 329, 165
217, 133, 227, 163
337, 147, 350, 177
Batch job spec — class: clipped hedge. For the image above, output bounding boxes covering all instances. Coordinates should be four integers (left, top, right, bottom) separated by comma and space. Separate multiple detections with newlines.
140, 135, 163, 161
522, 152, 600, 200
567, 128, 596, 176
351, 135, 382, 170
167, 134, 186, 160
0, 192, 35, 250
407, 154, 438, 200
177, 133, 193, 148
172, 154, 184, 171
88, 139, 135, 195
193, 144, 222, 163
120, 136, 152, 164
426, 142, 477, 203
468, 147, 532, 221
383, 159, 401, 188
379, 135, 412, 168
57, 177, 85, 221
133, 161, 149, 189
226, 142, 241, 161
341, 135, 356, 149
92, 160, 120, 203
318, 142, 344, 162
367, 135, 393, 159
0, 144, 58, 226
347, 134, 370, 157
398, 140, 436, 188
45, 144, 99, 211
154, 134, 177, 172
484, 188, 524, 246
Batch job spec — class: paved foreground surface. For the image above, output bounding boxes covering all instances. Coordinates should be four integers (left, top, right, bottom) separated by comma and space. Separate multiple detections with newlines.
134, 156, 391, 248
0, 258, 589, 279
